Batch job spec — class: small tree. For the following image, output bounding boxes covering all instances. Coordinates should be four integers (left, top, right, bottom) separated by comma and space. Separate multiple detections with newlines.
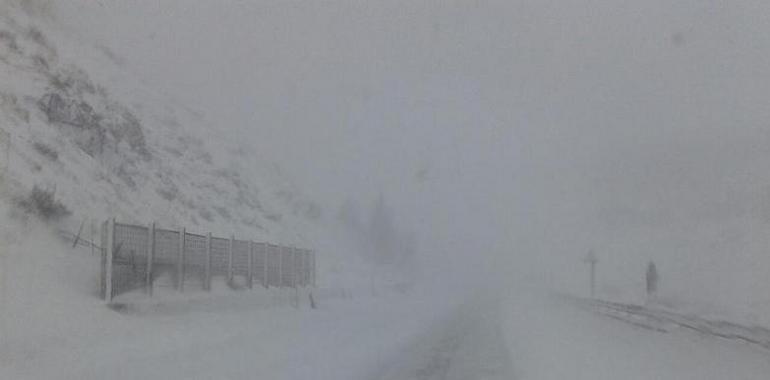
369, 193, 397, 265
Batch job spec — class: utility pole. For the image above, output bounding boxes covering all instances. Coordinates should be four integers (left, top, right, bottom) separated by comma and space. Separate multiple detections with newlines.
584, 250, 598, 298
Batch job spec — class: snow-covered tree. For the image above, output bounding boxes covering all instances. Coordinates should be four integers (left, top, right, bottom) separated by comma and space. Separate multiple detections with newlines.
369, 193, 398, 265
338, 197, 363, 233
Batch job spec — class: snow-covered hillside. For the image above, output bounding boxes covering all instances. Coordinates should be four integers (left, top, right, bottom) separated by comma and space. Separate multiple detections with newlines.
0, 2, 331, 251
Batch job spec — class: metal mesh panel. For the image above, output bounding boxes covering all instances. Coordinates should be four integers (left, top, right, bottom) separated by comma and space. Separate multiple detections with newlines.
100, 221, 108, 299
296, 249, 304, 286
300, 250, 308, 286
267, 244, 281, 287
100, 220, 317, 300
312, 251, 316, 286
300, 249, 307, 286
152, 228, 179, 288
232, 239, 250, 276
111, 223, 149, 296
296, 249, 303, 287
280, 246, 293, 287
154, 229, 179, 264
184, 232, 207, 288
291, 248, 301, 287
211, 237, 229, 276
252, 242, 267, 287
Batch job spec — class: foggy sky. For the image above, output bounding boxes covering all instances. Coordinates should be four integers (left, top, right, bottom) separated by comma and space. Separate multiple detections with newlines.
50, 1, 770, 305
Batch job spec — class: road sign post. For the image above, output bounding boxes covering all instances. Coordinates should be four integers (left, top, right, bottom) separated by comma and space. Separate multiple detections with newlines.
584, 250, 598, 298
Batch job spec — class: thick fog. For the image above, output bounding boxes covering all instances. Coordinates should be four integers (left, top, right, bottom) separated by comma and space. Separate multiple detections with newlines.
8, 1, 770, 379
49, 0, 770, 315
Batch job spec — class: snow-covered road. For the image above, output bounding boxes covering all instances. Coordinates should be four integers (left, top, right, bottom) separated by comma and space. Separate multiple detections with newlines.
2, 284, 510, 380
64, 292, 514, 380
370, 295, 513, 380
5, 285, 770, 379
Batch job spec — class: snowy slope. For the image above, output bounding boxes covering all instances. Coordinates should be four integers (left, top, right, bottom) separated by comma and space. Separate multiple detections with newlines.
0, 1, 328, 250
0, 6, 379, 371
0, 0, 385, 289
0, 1, 371, 368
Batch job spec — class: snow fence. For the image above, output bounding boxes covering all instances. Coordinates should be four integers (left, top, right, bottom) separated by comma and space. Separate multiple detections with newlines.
100, 219, 315, 302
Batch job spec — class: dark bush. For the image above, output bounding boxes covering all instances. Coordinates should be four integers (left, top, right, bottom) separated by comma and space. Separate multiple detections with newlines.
0, 30, 20, 53
32, 141, 58, 161
31, 54, 49, 70
26, 27, 51, 50
304, 201, 322, 221
15, 185, 71, 221
37, 93, 106, 156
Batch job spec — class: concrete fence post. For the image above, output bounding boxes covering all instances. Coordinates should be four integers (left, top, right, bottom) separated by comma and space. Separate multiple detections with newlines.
293, 247, 299, 289
294, 248, 299, 287
298, 248, 304, 287
262, 243, 269, 289
228, 235, 234, 284
287, 247, 297, 288
295, 248, 300, 287
146, 222, 155, 297
177, 227, 185, 292
99, 222, 105, 298
312, 250, 316, 287
292, 247, 299, 308
247, 240, 254, 289
302, 250, 306, 287
287, 247, 292, 289
278, 245, 284, 288
105, 218, 115, 302
90, 219, 95, 257
205, 233, 212, 291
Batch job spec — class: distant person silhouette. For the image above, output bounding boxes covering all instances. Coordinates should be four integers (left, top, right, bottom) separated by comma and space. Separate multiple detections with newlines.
646, 261, 659, 302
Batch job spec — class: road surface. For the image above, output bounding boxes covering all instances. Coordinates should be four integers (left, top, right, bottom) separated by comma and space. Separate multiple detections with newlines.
4, 287, 770, 379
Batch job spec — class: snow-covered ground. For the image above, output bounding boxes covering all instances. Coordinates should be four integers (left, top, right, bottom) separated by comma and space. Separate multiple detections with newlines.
4, 232, 770, 380
502, 290, 770, 380
0, 219, 470, 380
0, 236, 469, 380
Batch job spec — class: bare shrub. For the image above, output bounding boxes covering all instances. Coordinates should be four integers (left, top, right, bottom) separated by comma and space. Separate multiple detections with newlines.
32, 141, 57, 161
15, 0, 55, 19
30, 53, 48, 70
26, 26, 50, 50
303, 201, 322, 221
214, 206, 232, 220
156, 185, 178, 202
48, 66, 96, 95
199, 208, 214, 222
0, 30, 20, 53
265, 213, 282, 222
14, 185, 71, 221
37, 92, 106, 156
0, 92, 30, 122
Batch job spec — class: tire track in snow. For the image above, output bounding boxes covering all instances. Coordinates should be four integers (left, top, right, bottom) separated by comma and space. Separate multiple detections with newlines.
580, 297, 770, 351
371, 298, 514, 380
